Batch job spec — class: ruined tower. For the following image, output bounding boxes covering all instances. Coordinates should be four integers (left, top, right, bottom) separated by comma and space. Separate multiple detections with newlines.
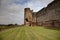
24, 8, 33, 26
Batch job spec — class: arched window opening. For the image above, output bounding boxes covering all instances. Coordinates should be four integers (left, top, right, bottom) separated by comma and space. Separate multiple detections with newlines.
25, 18, 28, 22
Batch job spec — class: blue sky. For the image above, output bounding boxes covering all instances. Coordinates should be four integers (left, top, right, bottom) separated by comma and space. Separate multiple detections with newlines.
0, 0, 54, 25
14, 0, 31, 5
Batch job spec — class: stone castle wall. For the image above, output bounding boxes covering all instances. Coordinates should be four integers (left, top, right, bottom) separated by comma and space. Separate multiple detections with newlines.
24, 0, 60, 27
36, 0, 60, 27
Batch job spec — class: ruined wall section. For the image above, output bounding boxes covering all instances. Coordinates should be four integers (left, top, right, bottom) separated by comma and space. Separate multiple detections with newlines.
32, 12, 37, 26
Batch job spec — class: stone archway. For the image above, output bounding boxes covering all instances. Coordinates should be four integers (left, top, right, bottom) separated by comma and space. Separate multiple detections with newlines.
25, 18, 31, 26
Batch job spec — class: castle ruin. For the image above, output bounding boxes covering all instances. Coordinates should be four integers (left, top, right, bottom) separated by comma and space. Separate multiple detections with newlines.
24, 0, 60, 27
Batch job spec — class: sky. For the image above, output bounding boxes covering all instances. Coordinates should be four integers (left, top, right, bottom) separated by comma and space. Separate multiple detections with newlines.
0, 0, 54, 25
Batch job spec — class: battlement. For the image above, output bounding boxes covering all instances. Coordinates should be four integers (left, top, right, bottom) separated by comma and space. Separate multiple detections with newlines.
24, 8, 30, 11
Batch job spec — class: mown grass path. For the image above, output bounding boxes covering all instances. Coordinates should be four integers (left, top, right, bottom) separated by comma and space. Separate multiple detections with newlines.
0, 26, 60, 40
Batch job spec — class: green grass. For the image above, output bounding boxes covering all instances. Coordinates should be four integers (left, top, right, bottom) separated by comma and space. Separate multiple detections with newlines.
0, 26, 60, 40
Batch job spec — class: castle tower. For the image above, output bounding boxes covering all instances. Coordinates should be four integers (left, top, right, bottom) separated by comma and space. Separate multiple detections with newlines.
24, 8, 33, 26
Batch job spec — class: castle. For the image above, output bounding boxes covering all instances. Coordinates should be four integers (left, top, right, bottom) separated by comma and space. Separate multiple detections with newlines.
24, 0, 60, 27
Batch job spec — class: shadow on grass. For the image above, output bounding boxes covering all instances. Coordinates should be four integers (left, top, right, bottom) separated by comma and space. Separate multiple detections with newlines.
57, 36, 60, 40
0, 36, 3, 40
0, 37, 3, 40
44, 27, 60, 40
44, 26, 60, 30
0, 34, 3, 40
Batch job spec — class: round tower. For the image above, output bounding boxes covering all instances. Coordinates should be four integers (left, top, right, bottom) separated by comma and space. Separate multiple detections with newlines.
24, 8, 32, 26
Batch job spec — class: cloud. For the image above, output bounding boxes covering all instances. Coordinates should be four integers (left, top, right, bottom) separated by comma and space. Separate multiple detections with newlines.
0, 0, 54, 25
26, 0, 54, 12
0, 0, 25, 24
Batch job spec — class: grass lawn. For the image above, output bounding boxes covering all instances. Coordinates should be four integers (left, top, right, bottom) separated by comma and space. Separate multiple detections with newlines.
0, 26, 60, 40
